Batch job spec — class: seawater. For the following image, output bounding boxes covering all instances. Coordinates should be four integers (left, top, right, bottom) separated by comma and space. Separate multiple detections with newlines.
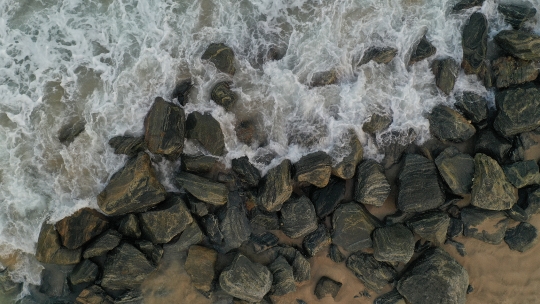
0, 0, 536, 297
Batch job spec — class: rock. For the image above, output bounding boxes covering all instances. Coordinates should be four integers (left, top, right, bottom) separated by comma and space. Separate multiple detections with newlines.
181, 155, 219, 173
495, 30, 540, 61
201, 43, 236, 75
406, 211, 450, 246
447, 218, 464, 238
55, 208, 109, 250
58, 119, 85, 145
374, 289, 406, 304
211, 82, 237, 111
474, 129, 512, 163
220, 192, 252, 252
397, 154, 445, 212
138, 195, 193, 244
503, 160, 540, 188
219, 254, 272, 302
435, 147, 475, 195
184, 245, 218, 292
311, 178, 346, 218
202, 214, 224, 245
232, 156, 261, 187
235, 120, 256, 145
504, 222, 539, 252
69, 260, 99, 285
462, 12, 487, 75
346, 252, 396, 292
0, 270, 22, 296
524, 188, 540, 217
332, 202, 380, 252
134, 240, 163, 265
461, 207, 509, 244
118, 214, 141, 239
362, 113, 393, 135
331, 130, 364, 179
292, 251, 311, 282
185, 111, 225, 156
397, 248, 468, 304
176, 171, 228, 206
98, 153, 166, 216
310, 70, 338, 87
492, 56, 539, 88
294, 151, 332, 188
409, 35, 436, 65
432, 57, 459, 95
171, 79, 192, 106
280, 196, 318, 239
75, 285, 114, 304
36, 223, 81, 265
101, 243, 155, 291
452, 0, 484, 11
250, 232, 279, 253
108, 136, 144, 157
257, 160, 293, 212
39, 265, 72, 298
471, 153, 517, 210
373, 224, 415, 264
359, 47, 398, 65
83, 229, 122, 259
143, 97, 185, 156
249, 208, 280, 231
314, 276, 342, 299
166, 221, 204, 253
494, 85, 540, 137
428, 105, 476, 143
498, 4, 537, 29
268, 256, 296, 296
454, 92, 488, 124
187, 195, 209, 217
303, 224, 332, 257
355, 159, 391, 207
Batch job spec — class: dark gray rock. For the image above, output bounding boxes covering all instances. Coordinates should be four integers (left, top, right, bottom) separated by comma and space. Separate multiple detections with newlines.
311, 178, 346, 218
232, 156, 261, 187
249, 208, 280, 231
355, 159, 390, 207
134, 240, 163, 265
453, 0, 484, 11
524, 188, 540, 217
429, 105, 476, 143
165, 221, 204, 253
69, 259, 99, 285
303, 224, 332, 257
176, 171, 228, 206
435, 147, 474, 195
362, 113, 393, 135
83, 229, 122, 259
475, 129, 512, 163
220, 192, 252, 252
461, 207, 509, 244
268, 256, 296, 296
181, 155, 219, 173
373, 224, 415, 264
257, 160, 293, 212
219, 254, 272, 302
455, 92, 488, 124
331, 130, 364, 179
407, 211, 450, 246
202, 214, 224, 245
314, 276, 342, 299
310, 70, 338, 87
39, 265, 72, 298
118, 214, 141, 239
471, 153, 517, 210
185, 245, 218, 292
346, 252, 396, 292
409, 35, 436, 65
55, 208, 109, 250
186, 111, 225, 156
187, 195, 209, 217
359, 47, 398, 65
108, 136, 144, 157
492, 56, 539, 88
329, 244, 345, 263
292, 250, 311, 282
498, 4, 537, 29
58, 119, 85, 145
201, 43, 236, 75
75, 285, 114, 304
98, 153, 166, 216
495, 30, 540, 61
462, 12, 487, 75
211, 82, 237, 111
143, 97, 185, 156
35, 223, 81, 265
294, 151, 332, 188
397, 154, 445, 212
504, 222, 538, 252
432, 57, 459, 95
280, 196, 318, 239
448, 218, 464, 238
397, 248, 468, 304
503, 160, 540, 188
374, 289, 405, 304
171, 79, 192, 106
494, 85, 540, 137
332, 202, 380, 252
101, 243, 155, 291
250, 232, 279, 253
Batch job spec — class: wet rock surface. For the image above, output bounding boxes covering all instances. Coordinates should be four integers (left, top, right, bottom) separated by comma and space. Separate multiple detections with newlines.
498, 3, 537, 29
181, 155, 219, 174
220, 192, 252, 252
461, 207, 509, 244
201, 43, 236, 75
409, 35, 436, 65
310, 70, 338, 87
454, 92, 488, 124
69, 260, 99, 286
462, 12, 487, 75
280, 196, 318, 239
346, 252, 396, 292
108, 136, 144, 157
294, 151, 332, 188
373, 224, 415, 264
55, 208, 109, 250
332, 202, 380, 252
471, 153, 517, 210
176, 171, 228, 206
492, 56, 539, 88
494, 85, 540, 137
362, 113, 393, 135
504, 222, 538, 252
82, 229, 122, 259
314, 276, 342, 299
232, 156, 261, 187
186, 111, 226, 156
219, 254, 272, 302
257, 159, 293, 212
355, 159, 391, 207
58, 119, 86, 145
36, 224, 81, 265
184, 245, 218, 292
101, 243, 155, 291
428, 105, 476, 143
495, 30, 540, 61
211, 82, 237, 111
331, 130, 364, 179
435, 147, 474, 195
143, 97, 185, 156
432, 57, 459, 94
171, 79, 192, 106
453, 0, 484, 11
359, 47, 398, 65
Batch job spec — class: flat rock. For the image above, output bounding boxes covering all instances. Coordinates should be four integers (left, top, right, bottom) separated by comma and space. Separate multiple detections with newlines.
504, 222, 539, 252
83, 229, 122, 259
359, 47, 398, 65
118, 214, 141, 239
219, 254, 272, 302
498, 4, 537, 29
331, 129, 364, 179
332, 202, 380, 252
435, 147, 475, 195
495, 30, 540, 61
406, 211, 450, 245
346, 252, 396, 292
55, 208, 109, 250
294, 151, 332, 188
397, 248, 468, 304
108, 136, 144, 157
454, 92, 488, 124
355, 159, 390, 207
268, 256, 296, 296
374, 289, 406, 304
503, 160, 540, 188
429, 105, 476, 143
232, 156, 261, 187
461, 207, 509, 244
397, 154, 445, 212
303, 224, 332, 257
492, 56, 539, 88
362, 113, 393, 135
101, 243, 155, 291
314, 276, 342, 299
471, 153, 517, 210
181, 155, 219, 173
452, 0, 484, 11
75, 285, 114, 304
329, 244, 345, 263
257, 160, 293, 212
185, 245, 218, 292
211, 82, 237, 111
495, 85, 540, 137
176, 171, 228, 206
36, 223, 81, 265
462, 12, 487, 75
409, 35, 436, 65
310, 178, 346, 218
432, 57, 459, 95
143, 97, 185, 156
186, 111, 225, 156
98, 153, 166, 216
280, 196, 318, 239
220, 192, 252, 252
373, 224, 415, 264
201, 43, 236, 75
475, 129, 512, 163
69, 259, 99, 285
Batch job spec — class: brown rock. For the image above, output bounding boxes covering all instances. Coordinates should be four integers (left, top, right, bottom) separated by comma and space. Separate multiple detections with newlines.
36, 224, 81, 265
492, 56, 539, 88
184, 245, 218, 292
55, 208, 109, 250
143, 97, 185, 156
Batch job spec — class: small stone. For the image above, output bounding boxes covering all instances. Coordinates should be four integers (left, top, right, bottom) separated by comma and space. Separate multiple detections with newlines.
303, 224, 332, 257
332, 202, 380, 252
373, 224, 415, 264
83, 229, 122, 259
220, 192, 252, 252
504, 222, 538, 252
292, 251, 311, 282
108, 136, 144, 157
171, 79, 192, 106
201, 43, 236, 75
455, 92, 488, 124
310, 70, 338, 87
232, 156, 261, 187
75, 285, 114, 304
474, 129, 512, 163
492, 56, 539, 88
185, 245, 218, 292
498, 4, 537, 29
69, 260, 99, 285
249, 208, 280, 231
219, 254, 272, 302
101, 243, 155, 291
280, 196, 318, 239
185, 111, 226, 156
462, 12, 488, 75
452, 0, 484, 11
314, 276, 342, 299
374, 289, 406, 304
359, 47, 398, 66
429, 105, 476, 143
181, 155, 219, 174
118, 214, 141, 239
144, 97, 185, 156
331, 130, 364, 179
432, 57, 459, 95
435, 147, 475, 195
406, 211, 450, 246
294, 151, 332, 188
329, 244, 345, 263
250, 232, 279, 253
355, 159, 391, 207
268, 256, 296, 296
503, 160, 540, 188
471, 153, 517, 211
55, 208, 109, 250
58, 119, 86, 145
495, 30, 540, 61
36, 223, 81, 265
461, 207, 509, 244
176, 171, 228, 206
134, 240, 163, 265
409, 35, 436, 65
362, 113, 393, 135
346, 252, 396, 292
211, 82, 237, 111
257, 160, 293, 212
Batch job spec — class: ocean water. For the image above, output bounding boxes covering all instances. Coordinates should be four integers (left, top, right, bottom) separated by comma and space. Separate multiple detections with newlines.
0, 0, 537, 297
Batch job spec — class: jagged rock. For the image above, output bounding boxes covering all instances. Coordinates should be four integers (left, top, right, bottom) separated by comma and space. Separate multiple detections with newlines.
220, 192, 252, 252
435, 147, 474, 195
310, 70, 338, 87
331, 130, 364, 179
294, 151, 332, 188
362, 113, 393, 135
303, 225, 332, 257
143, 97, 185, 156
176, 171, 228, 206
101, 243, 155, 291
75, 285, 114, 304
448, 218, 464, 238
374, 289, 406, 304
181, 155, 219, 173
184, 245, 218, 292
166, 221, 204, 253
211, 82, 237, 111
98, 153, 166, 216
462, 12, 487, 75
58, 119, 85, 145
219, 254, 272, 302
397, 248, 468, 304
373, 224, 415, 264
55, 208, 109, 250
329, 244, 345, 263
332, 202, 380, 252
495, 30, 540, 61
474, 129, 512, 163
504, 222, 539, 252
432, 58, 459, 95
36, 223, 81, 265
280, 196, 318, 239
452, 0, 484, 11
134, 240, 163, 265
461, 207, 509, 244
355, 159, 391, 207
186, 111, 225, 156
471, 153, 517, 210
311, 178, 346, 218
268, 256, 296, 296
492, 56, 539, 88
429, 105, 476, 143
202, 214, 224, 245
503, 160, 540, 188
409, 35, 436, 65
359, 47, 398, 65
346, 252, 396, 292
292, 251, 311, 282
314, 276, 342, 299
69, 260, 99, 285
249, 208, 280, 231
118, 214, 141, 239
498, 4, 537, 29
83, 229, 122, 259
397, 154, 445, 212
250, 232, 279, 253
232, 156, 261, 187
494, 85, 540, 137
171, 79, 192, 106
407, 211, 450, 246
201, 43, 236, 75
138, 195, 193, 244
455, 92, 488, 124
257, 160, 293, 212
108, 136, 144, 156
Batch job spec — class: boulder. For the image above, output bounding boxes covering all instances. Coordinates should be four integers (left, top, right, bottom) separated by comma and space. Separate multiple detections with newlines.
498, 4, 537, 29
397, 154, 445, 212
359, 47, 398, 65
435, 147, 475, 195
220, 192, 252, 252
257, 160, 293, 212
58, 119, 85, 145
250, 232, 279, 253
504, 222, 538, 252
69, 259, 99, 285
219, 254, 272, 302
314, 276, 342, 299
332, 202, 380, 252
474, 129, 512, 163
108, 136, 144, 157
118, 214, 141, 239
211, 82, 237, 111
185, 112, 225, 156
331, 130, 364, 179
249, 208, 280, 231
409, 35, 436, 65
428, 105, 476, 143
83, 229, 122, 259
355, 159, 391, 207
35, 223, 81, 265
397, 248, 468, 304
201, 43, 236, 75
280, 196, 318, 239
176, 171, 228, 206
171, 79, 192, 106
495, 30, 540, 61
294, 151, 332, 188
374, 289, 406, 304
184, 245, 218, 292
181, 155, 219, 173
134, 240, 163, 265
346, 252, 396, 292
310, 70, 338, 87
232, 156, 261, 187
406, 211, 450, 246
373, 224, 415, 264
432, 57, 459, 95
494, 85, 540, 137
143, 97, 185, 156
454, 92, 488, 124
268, 256, 296, 296
329, 244, 345, 263
98, 153, 166, 216
452, 0, 484, 11
311, 177, 346, 218
55, 208, 109, 249
503, 160, 540, 188
492, 56, 539, 88
462, 12, 487, 75
101, 243, 155, 291
471, 153, 517, 210
303, 224, 332, 257
461, 207, 509, 244
362, 113, 393, 135
75, 285, 114, 304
